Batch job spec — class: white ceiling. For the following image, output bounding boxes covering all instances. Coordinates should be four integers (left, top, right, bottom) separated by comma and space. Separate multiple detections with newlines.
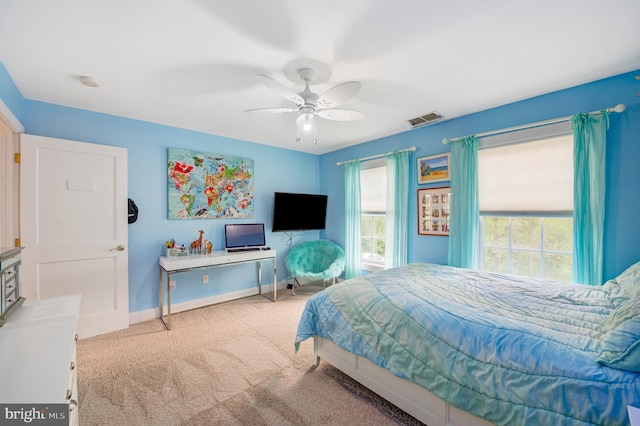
1, 0, 639, 155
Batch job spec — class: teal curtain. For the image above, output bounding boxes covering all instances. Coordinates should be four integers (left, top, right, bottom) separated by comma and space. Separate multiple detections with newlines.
572, 111, 609, 285
344, 160, 361, 279
385, 150, 410, 268
447, 135, 479, 268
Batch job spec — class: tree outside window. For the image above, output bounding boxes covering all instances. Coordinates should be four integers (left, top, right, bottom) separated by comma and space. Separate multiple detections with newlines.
361, 214, 385, 264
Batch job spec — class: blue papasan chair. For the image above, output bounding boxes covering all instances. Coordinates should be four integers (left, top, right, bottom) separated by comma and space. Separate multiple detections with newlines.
285, 240, 346, 295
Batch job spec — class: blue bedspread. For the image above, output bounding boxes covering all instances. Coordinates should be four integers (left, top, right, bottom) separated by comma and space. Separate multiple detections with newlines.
295, 263, 640, 426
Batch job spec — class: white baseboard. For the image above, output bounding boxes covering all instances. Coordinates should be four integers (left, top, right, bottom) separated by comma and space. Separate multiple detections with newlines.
128, 280, 289, 325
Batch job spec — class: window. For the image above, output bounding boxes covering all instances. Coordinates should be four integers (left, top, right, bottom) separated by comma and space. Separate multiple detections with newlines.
360, 161, 386, 270
361, 214, 385, 265
480, 216, 573, 282
477, 123, 574, 282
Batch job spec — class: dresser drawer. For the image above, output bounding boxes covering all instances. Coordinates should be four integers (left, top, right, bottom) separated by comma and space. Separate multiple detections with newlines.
1, 267, 20, 317
66, 341, 79, 426
0, 253, 20, 271
2, 267, 17, 283
0, 249, 22, 323
65, 339, 78, 401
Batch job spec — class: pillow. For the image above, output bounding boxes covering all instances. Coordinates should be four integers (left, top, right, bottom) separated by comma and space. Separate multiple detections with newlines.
597, 296, 640, 372
603, 260, 640, 307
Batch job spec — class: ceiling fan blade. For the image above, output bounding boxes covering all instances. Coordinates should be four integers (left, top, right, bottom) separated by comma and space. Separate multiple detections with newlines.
244, 107, 299, 113
316, 109, 366, 121
316, 81, 361, 108
257, 74, 305, 105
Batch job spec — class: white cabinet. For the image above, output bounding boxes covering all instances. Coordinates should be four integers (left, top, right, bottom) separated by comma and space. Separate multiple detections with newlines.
0, 247, 24, 325
0, 294, 81, 425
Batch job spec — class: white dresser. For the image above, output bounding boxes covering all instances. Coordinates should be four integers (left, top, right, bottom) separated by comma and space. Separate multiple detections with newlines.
0, 294, 81, 425
0, 247, 24, 325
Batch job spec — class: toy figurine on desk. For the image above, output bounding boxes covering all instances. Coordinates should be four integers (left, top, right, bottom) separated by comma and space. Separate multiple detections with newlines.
190, 230, 204, 254
203, 239, 212, 255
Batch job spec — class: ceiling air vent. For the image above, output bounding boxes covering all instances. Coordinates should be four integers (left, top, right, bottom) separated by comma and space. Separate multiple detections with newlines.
408, 111, 443, 128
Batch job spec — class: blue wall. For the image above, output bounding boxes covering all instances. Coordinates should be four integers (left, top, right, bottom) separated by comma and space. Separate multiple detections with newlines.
0, 62, 25, 124
319, 70, 640, 282
22, 101, 322, 312
2, 62, 639, 316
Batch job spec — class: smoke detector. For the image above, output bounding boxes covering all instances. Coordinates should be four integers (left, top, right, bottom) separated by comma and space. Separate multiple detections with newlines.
408, 111, 443, 128
79, 76, 100, 88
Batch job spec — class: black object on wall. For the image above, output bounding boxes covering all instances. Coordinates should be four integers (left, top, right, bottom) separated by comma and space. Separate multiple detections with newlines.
128, 198, 139, 224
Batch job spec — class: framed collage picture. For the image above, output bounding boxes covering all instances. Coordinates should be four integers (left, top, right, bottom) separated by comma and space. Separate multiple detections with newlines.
417, 187, 451, 236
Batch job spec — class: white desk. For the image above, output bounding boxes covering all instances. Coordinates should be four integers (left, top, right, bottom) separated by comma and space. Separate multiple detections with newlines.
159, 249, 277, 330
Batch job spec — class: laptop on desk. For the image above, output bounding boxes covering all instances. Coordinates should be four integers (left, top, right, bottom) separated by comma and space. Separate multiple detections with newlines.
224, 223, 266, 253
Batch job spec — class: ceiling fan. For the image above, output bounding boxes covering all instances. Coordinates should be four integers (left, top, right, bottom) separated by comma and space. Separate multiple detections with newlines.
245, 67, 365, 144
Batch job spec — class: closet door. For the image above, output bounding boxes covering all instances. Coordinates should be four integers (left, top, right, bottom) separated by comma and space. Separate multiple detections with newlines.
20, 134, 129, 338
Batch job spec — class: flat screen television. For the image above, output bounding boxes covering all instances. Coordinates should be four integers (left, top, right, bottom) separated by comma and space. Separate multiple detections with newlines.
224, 223, 266, 251
272, 192, 328, 232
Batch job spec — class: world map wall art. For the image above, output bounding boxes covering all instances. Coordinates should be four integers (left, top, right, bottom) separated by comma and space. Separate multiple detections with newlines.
167, 148, 254, 219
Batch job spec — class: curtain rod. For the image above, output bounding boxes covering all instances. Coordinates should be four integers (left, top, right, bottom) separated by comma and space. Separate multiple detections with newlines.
336, 146, 416, 166
442, 103, 626, 144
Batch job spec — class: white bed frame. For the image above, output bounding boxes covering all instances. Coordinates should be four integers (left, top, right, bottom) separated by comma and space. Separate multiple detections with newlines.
314, 336, 493, 426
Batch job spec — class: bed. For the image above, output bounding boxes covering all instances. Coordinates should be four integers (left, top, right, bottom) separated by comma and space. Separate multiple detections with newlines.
295, 262, 640, 426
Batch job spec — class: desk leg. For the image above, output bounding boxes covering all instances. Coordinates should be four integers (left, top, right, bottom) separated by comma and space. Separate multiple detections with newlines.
257, 257, 277, 302
166, 272, 173, 330
273, 258, 277, 302
258, 258, 277, 302
159, 267, 172, 331
159, 267, 164, 326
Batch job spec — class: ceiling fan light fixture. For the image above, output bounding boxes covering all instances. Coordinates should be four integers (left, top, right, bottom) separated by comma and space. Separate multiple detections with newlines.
296, 108, 317, 144
248, 64, 364, 146
297, 110, 315, 132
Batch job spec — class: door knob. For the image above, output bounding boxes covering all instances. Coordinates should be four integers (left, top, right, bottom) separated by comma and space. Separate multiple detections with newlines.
110, 245, 126, 252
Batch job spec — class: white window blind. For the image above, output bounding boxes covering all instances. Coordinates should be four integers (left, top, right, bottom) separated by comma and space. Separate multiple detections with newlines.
360, 164, 386, 213
478, 133, 573, 213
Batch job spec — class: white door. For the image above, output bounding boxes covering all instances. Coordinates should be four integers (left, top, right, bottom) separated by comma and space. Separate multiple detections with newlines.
20, 134, 129, 338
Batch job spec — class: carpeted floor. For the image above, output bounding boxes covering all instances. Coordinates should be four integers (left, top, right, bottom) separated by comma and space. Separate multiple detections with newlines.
76, 283, 425, 425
